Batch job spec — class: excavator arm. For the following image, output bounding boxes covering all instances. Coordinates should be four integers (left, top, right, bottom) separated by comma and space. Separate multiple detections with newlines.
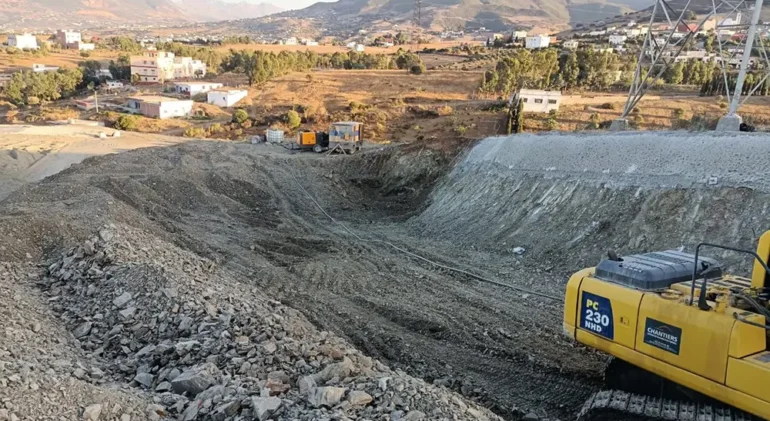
751, 230, 770, 289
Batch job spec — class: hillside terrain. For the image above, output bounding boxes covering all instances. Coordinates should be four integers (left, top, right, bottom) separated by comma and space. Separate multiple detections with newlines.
241, 0, 655, 34
0, 0, 282, 29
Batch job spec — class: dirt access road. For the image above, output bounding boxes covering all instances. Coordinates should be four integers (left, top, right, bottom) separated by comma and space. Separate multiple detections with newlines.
0, 124, 190, 200
0, 139, 605, 420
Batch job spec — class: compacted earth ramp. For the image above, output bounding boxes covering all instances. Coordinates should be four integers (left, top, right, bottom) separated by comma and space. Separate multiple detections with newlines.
2, 132, 770, 420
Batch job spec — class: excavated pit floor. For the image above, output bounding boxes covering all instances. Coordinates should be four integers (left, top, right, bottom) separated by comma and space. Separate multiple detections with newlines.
5, 132, 770, 420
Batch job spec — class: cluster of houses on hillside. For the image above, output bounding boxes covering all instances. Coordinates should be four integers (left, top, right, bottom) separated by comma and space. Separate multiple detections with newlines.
5, 30, 95, 51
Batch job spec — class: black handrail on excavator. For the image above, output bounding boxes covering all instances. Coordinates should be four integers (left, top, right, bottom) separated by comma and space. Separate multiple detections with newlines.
690, 242, 770, 309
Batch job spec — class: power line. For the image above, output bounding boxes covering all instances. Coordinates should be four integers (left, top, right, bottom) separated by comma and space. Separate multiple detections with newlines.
414, 0, 422, 28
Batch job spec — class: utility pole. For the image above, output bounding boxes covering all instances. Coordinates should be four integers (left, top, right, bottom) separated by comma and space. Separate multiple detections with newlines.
716, 0, 763, 131
414, 0, 422, 28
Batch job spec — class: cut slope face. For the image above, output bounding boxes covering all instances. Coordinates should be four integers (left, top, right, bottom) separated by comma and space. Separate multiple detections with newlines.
413, 132, 770, 273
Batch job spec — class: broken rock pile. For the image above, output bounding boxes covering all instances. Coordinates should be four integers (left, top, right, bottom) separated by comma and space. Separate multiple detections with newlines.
41, 224, 503, 420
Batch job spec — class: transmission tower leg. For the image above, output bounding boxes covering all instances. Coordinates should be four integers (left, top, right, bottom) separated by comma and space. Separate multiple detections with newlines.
717, 0, 763, 131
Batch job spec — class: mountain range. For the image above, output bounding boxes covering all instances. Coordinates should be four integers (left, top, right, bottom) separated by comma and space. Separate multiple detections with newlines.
0, 0, 283, 29
0, 0, 655, 32
258, 0, 654, 32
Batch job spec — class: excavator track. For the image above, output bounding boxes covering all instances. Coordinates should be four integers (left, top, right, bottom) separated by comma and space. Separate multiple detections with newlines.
578, 390, 760, 421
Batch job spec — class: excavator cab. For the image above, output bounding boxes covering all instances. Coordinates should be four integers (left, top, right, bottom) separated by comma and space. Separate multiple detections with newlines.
563, 231, 770, 419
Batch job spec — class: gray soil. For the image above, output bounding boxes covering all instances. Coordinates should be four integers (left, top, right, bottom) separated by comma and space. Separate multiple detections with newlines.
3, 131, 769, 420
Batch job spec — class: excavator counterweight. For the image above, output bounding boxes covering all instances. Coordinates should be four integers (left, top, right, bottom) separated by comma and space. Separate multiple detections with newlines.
564, 232, 770, 419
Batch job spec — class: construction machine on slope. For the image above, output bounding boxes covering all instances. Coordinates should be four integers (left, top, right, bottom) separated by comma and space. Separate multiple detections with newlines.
563, 231, 770, 420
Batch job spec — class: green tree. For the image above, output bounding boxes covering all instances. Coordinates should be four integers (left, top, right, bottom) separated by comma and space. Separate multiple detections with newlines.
562, 52, 579, 89
232, 109, 249, 124
115, 115, 139, 130
285, 110, 301, 129
664, 62, 684, 84
109, 54, 132, 80
80, 60, 104, 85
409, 64, 425, 75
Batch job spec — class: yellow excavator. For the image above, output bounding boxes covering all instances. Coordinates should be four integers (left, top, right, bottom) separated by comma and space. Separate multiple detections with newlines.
564, 232, 770, 420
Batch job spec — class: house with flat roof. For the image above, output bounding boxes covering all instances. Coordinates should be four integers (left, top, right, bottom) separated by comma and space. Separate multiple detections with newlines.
511, 89, 561, 113
207, 89, 248, 107
8, 34, 38, 50
127, 96, 193, 119
174, 82, 223, 97
525, 35, 550, 49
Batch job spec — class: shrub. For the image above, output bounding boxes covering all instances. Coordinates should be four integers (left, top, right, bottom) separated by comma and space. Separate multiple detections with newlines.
207, 123, 224, 134
689, 114, 719, 131
192, 93, 207, 102
114, 114, 139, 131
285, 110, 301, 129
349, 101, 367, 113
454, 124, 468, 135
304, 104, 329, 122
600, 102, 617, 110
436, 105, 453, 116
672, 108, 685, 119
183, 127, 207, 138
80, 51, 91, 58
409, 64, 425, 75
232, 109, 249, 124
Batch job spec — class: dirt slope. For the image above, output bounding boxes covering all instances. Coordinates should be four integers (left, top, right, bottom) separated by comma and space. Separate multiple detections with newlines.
6, 131, 767, 420
0, 140, 603, 421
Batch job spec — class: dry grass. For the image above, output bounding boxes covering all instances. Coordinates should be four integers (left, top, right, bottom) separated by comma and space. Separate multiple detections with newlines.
0, 49, 117, 72
252, 69, 480, 112
527, 94, 770, 132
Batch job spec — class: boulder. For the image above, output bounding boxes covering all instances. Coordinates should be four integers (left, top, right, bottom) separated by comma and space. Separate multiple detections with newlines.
347, 390, 373, 406
251, 396, 281, 421
307, 386, 345, 408
171, 364, 218, 395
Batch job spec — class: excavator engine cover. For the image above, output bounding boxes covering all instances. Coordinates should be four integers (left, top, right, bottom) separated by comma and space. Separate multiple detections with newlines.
594, 250, 722, 291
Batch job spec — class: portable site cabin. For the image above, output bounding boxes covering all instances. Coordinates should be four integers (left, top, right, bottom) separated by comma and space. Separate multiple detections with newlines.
328, 121, 363, 152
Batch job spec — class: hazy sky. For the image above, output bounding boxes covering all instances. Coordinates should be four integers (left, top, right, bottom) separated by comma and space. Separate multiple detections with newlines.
208, 0, 335, 10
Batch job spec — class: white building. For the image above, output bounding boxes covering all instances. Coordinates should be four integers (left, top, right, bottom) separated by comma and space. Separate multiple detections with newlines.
31, 63, 60, 73
624, 28, 642, 37
563, 40, 579, 49
588, 30, 607, 37
105, 81, 124, 90
173, 82, 224, 97
525, 35, 550, 49
513, 30, 527, 40
354, 44, 365, 52
8, 34, 38, 50
131, 52, 175, 83
609, 34, 627, 45
130, 52, 207, 83
173, 57, 207, 79
720, 12, 741, 26
127, 96, 194, 119
56, 30, 82, 48
207, 89, 248, 107
74, 41, 95, 51
284, 37, 298, 45
512, 89, 561, 113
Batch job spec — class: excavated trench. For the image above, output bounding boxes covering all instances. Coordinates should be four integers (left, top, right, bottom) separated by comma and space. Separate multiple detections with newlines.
4, 132, 770, 420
